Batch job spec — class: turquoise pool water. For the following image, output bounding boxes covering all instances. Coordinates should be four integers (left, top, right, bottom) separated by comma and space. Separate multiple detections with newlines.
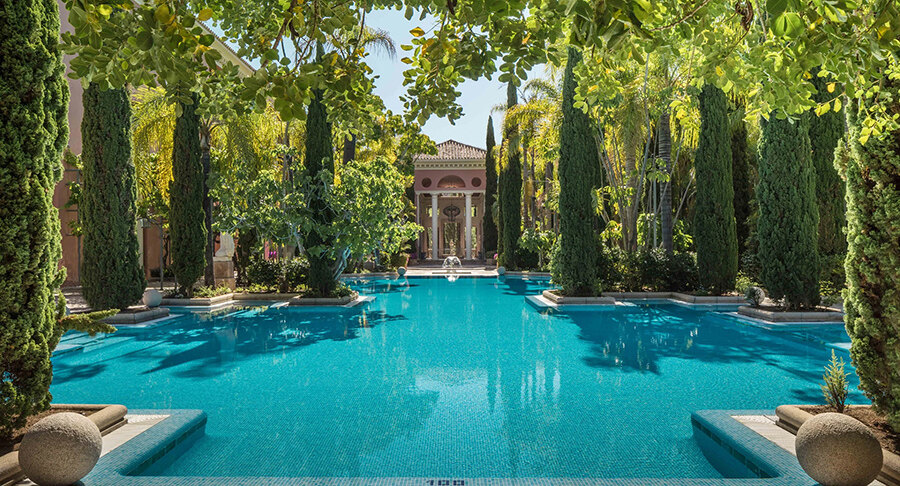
50, 276, 861, 478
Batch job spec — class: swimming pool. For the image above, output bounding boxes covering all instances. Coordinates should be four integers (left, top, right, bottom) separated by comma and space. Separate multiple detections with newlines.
50, 276, 861, 479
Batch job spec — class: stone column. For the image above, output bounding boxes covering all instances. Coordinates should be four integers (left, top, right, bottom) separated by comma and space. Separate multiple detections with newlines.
431, 193, 439, 260
465, 193, 472, 260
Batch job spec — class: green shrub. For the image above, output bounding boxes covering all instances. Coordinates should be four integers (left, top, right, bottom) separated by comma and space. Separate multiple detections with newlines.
745, 286, 765, 307
821, 350, 849, 413
247, 259, 281, 288
602, 248, 699, 292
194, 285, 233, 298
283, 258, 308, 289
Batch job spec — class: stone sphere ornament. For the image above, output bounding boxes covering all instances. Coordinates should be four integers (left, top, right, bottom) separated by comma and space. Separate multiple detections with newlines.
18, 412, 103, 486
497, 266, 506, 275
142, 288, 162, 308
397, 267, 407, 276
795, 412, 882, 486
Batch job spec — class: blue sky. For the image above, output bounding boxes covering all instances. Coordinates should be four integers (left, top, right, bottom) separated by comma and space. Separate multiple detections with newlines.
364, 8, 508, 150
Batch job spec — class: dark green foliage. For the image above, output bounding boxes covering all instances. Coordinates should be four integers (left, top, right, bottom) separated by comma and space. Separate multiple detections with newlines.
482, 117, 499, 254
809, 75, 846, 256
601, 248, 699, 292
499, 80, 522, 269
170, 93, 207, 297
839, 88, 900, 430
693, 84, 738, 293
731, 117, 754, 256
246, 258, 307, 292
303, 52, 338, 296
80, 84, 145, 310
0, 0, 69, 438
550, 48, 598, 295
757, 113, 819, 309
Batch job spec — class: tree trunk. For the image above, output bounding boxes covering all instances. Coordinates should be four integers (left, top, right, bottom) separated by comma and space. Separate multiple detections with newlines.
343, 134, 357, 164
659, 112, 673, 253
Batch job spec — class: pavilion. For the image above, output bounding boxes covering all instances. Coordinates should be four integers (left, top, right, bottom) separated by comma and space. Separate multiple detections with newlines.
413, 140, 488, 262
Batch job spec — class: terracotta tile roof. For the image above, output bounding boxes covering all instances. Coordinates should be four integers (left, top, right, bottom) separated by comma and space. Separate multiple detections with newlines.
416, 139, 486, 161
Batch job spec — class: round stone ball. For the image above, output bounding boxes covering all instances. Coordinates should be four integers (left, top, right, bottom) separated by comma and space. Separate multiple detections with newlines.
397, 267, 407, 276
795, 412, 883, 486
497, 266, 506, 275
142, 288, 162, 308
19, 412, 103, 486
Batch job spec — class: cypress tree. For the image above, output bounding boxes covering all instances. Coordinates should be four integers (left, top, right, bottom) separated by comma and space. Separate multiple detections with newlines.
551, 47, 598, 295
731, 115, 754, 256
170, 93, 207, 297
304, 45, 337, 295
839, 87, 900, 430
482, 117, 498, 255
757, 113, 819, 309
693, 84, 738, 293
0, 0, 69, 437
80, 85, 145, 310
809, 74, 846, 256
499, 81, 522, 269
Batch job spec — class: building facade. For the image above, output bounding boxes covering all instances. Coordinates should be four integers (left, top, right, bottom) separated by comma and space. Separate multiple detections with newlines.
413, 140, 488, 261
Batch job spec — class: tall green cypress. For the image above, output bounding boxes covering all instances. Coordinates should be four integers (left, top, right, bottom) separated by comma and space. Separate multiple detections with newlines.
731, 115, 754, 256
693, 84, 738, 293
304, 45, 337, 295
0, 0, 69, 437
839, 87, 900, 430
757, 113, 819, 309
482, 117, 498, 255
80, 85, 145, 309
809, 74, 846, 256
499, 81, 522, 269
551, 47, 598, 295
170, 93, 207, 297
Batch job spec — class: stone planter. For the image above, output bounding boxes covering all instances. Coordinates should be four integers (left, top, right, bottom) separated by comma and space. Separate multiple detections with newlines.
397, 267, 407, 276
102, 306, 169, 325
233, 292, 300, 301
289, 291, 360, 306
160, 293, 234, 306
777, 405, 899, 485
542, 290, 616, 305
739, 306, 844, 323
0, 404, 126, 486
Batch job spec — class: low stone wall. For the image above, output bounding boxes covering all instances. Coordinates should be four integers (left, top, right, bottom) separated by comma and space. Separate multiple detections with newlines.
160, 293, 234, 306
102, 307, 169, 325
541, 290, 616, 305
776, 405, 899, 486
738, 306, 844, 323
603, 291, 747, 305
289, 291, 360, 306
0, 404, 127, 486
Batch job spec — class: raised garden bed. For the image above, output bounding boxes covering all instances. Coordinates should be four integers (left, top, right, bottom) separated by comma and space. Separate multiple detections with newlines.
102, 306, 170, 324
776, 404, 899, 485
0, 404, 127, 485
160, 293, 234, 306
542, 289, 616, 305
233, 292, 301, 301
603, 291, 747, 305
289, 291, 361, 306
739, 306, 844, 323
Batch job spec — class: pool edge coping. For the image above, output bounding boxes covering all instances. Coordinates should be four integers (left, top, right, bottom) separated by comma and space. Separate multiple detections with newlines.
82, 409, 814, 486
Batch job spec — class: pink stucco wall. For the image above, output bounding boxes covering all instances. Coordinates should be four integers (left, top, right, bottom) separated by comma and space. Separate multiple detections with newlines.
414, 169, 486, 192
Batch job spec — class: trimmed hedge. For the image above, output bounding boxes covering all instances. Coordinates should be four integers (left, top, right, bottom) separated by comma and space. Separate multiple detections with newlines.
80, 84, 145, 310
483, 117, 499, 254
694, 84, 738, 293
551, 47, 598, 295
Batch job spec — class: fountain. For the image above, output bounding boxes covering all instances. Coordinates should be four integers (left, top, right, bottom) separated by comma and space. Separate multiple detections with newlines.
442, 256, 462, 281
